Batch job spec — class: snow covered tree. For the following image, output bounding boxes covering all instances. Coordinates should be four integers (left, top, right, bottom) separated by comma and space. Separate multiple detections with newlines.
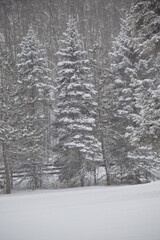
16, 27, 52, 189
109, 10, 137, 134
105, 11, 138, 183
125, 0, 160, 181
127, 0, 160, 144
56, 18, 102, 186
88, 38, 115, 185
0, 44, 17, 193
103, 1, 160, 183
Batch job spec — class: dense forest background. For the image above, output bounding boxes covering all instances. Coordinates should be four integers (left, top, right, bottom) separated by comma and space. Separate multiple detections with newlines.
0, 0, 160, 194
0, 0, 135, 62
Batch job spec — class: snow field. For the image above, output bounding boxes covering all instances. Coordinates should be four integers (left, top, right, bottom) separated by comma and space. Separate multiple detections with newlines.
0, 181, 160, 240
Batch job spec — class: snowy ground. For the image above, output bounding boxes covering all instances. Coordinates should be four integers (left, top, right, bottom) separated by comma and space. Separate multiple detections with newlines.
0, 182, 160, 240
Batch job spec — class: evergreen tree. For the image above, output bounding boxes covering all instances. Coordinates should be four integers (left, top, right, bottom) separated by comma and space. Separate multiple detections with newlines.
0, 45, 17, 193
56, 19, 102, 186
16, 27, 52, 189
104, 1, 160, 183
125, 0, 160, 180
88, 39, 114, 185
127, 0, 160, 145
106, 11, 137, 183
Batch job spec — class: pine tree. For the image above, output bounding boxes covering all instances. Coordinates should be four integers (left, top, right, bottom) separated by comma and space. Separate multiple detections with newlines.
127, 0, 160, 144
106, 11, 138, 183
104, 1, 160, 183
88, 39, 113, 185
16, 27, 52, 189
0, 45, 17, 193
56, 18, 102, 186
125, 0, 160, 181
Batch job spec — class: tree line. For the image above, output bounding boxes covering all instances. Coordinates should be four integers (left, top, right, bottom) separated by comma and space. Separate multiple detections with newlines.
0, 0, 160, 193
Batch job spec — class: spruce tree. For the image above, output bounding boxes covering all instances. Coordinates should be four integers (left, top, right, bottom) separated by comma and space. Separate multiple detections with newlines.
105, 1, 160, 183
106, 11, 137, 183
16, 27, 52, 189
127, 0, 160, 145
125, 0, 160, 181
0, 45, 17, 193
88, 39, 114, 185
56, 19, 102, 186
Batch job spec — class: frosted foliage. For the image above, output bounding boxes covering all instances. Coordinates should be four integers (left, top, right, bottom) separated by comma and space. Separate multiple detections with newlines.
109, 12, 136, 127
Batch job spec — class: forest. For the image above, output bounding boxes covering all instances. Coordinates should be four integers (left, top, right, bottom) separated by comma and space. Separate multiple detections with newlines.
0, 0, 160, 194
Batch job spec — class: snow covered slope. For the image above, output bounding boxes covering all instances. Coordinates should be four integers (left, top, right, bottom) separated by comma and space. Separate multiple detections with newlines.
0, 181, 160, 240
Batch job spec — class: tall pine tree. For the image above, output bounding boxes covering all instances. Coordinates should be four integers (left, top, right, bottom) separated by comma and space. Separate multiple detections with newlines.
56, 19, 102, 186
126, 0, 160, 181
106, 11, 137, 183
16, 27, 52, 189
0, 45, 17, 193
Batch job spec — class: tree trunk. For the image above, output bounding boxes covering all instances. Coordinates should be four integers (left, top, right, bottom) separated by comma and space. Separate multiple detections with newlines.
100, 132, 111, 185
80, 174, 85, 187
93, 167, 97, 185
2, 142, 11, 194
106, 170, 111, 186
